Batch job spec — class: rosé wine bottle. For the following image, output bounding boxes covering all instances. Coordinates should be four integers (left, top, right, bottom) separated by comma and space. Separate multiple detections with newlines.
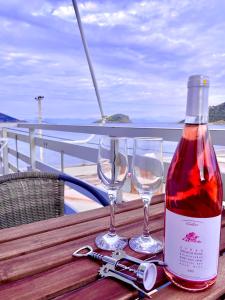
164, 75, 223, 291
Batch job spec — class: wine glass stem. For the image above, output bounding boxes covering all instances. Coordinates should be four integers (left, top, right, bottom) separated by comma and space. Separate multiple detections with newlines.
143, 199, 150, 237
108, 191, 116, 236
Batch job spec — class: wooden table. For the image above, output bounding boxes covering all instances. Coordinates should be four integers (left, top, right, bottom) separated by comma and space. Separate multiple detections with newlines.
0, 195, 225, 300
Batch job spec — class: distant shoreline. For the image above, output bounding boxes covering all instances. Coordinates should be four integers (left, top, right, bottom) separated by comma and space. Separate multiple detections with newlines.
0, 122, 19, 128
179, 120, 225, 125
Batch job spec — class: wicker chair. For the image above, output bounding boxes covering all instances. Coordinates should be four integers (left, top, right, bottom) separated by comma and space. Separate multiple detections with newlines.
0, 171, 108, 229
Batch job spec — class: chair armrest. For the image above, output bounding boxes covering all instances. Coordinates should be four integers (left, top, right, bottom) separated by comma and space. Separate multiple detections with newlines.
58, 174, 109, 207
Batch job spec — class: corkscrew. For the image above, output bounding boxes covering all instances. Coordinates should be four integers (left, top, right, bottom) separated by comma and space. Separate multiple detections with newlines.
73, 245, 166, 298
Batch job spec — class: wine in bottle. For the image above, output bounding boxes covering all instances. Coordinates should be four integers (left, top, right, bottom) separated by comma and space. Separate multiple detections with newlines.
164, 75, 223, 291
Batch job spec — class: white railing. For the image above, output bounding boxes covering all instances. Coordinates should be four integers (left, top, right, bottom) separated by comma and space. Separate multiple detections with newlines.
1, 123, 225, 201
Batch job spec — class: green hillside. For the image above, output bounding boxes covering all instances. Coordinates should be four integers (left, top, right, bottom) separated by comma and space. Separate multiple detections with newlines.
209, 102, 225, 123
94, 113, 131, 123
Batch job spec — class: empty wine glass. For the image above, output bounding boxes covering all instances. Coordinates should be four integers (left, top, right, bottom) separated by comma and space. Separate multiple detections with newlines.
95, 136, 128, 250
129, 137, 164, 254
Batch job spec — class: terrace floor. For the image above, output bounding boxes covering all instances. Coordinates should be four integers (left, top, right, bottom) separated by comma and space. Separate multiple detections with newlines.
64, 163, 163, 212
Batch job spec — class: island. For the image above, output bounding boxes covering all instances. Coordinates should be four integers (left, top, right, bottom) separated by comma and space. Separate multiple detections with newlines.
0, 113, 19, 122
209, 102, 225, 124
94, 113, 131, 123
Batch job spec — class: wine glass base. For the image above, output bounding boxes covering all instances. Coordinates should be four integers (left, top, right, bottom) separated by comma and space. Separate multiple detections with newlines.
95, 232, 128, 251
129, 235, 163, 254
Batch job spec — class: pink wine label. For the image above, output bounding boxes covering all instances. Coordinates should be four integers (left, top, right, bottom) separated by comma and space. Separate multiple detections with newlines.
165, 209, 221, 281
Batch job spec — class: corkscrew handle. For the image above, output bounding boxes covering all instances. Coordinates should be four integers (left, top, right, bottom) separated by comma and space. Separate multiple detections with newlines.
74, 245, 120, 267
73, 245, 94, 257
72, 245, 106, 262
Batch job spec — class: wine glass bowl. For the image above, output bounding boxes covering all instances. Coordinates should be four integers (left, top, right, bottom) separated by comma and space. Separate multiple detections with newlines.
133, 156, 163, 198
97, 138, 128, 191
129, 137, 164, 254
95, 136, 128, 250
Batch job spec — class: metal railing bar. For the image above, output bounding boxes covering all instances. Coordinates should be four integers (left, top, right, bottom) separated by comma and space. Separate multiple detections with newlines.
8, 148, 30, 164
7, 131, 29, 143
17, 123, 225, 145
8, 162, 17, 173
4, 127, 28, 133
7, 127, 96, 144
34, 136, 98, 163
17, 123, 184, 130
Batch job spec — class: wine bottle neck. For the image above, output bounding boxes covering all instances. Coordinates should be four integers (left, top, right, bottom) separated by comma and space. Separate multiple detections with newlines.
183, 124, 208, 140
185, 75, 209, 125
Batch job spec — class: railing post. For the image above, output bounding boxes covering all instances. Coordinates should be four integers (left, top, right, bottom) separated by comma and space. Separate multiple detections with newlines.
15, 134, 19, 171
61, 151, 64, 173
0, 130, 2, 172
2, 128, 9, 174
29, 128, 36, 170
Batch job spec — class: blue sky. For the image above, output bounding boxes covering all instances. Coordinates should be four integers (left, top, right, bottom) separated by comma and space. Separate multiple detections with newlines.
1, 0, 225, 122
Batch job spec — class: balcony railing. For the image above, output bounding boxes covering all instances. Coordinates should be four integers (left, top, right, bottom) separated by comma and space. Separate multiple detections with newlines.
1, 123, 225, 202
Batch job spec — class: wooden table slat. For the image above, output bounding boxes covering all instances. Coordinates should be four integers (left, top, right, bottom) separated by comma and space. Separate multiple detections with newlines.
151, 255, 225, 300
0, 199, 143, 244
0, 232, 164, 300
42, 225, 225, 300
0, 217, 164, 284
55, 267, 168, 300
0, 203, 164, 261
0, 194, 225, 300
0, 195, 164, 244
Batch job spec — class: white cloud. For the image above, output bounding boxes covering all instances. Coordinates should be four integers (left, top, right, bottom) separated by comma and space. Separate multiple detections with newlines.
82, 10, 135, 27
31, 3, 54, 17
52, 5, 74, 19
1, 0, 225, 120
52, 1, 98, 21
79, 1, 98, 12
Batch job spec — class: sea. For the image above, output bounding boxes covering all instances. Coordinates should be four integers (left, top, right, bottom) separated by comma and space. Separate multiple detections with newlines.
8, 118, 225, 171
